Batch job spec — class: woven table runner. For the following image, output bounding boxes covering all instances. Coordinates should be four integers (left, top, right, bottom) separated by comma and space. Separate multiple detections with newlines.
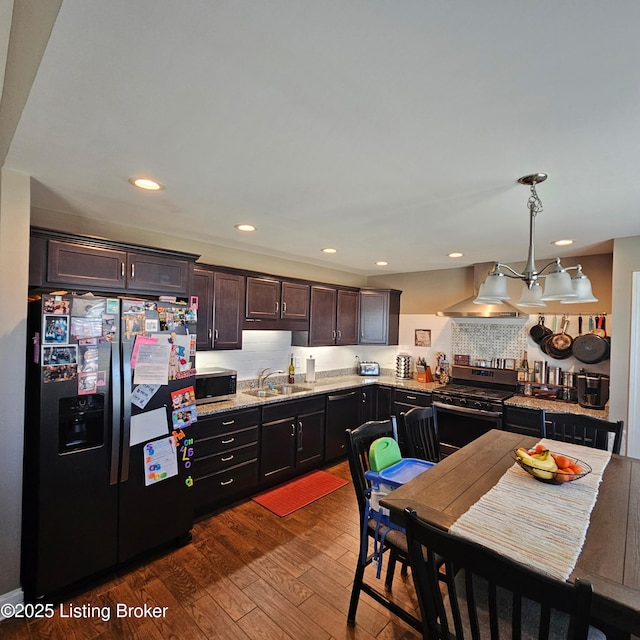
449, 439, 611, 581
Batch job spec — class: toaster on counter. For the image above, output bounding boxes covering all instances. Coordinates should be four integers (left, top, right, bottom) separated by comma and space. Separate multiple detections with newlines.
358, 361, 380, 376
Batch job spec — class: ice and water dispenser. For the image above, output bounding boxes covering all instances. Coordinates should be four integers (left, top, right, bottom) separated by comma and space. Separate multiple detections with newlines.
58, 394, 105, 453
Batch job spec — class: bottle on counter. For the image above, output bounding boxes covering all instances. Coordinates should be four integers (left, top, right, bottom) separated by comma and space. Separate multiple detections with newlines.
288, 353, 295, 383
517, 351, 529, 384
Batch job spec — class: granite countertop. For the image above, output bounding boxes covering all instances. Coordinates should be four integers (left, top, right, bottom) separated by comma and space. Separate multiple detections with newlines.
504, 394, 609, 419
196, 374, 443, 417
196, 373, 609, 419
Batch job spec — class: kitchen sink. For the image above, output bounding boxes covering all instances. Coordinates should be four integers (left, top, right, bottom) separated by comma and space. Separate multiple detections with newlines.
243, 384, 311, 398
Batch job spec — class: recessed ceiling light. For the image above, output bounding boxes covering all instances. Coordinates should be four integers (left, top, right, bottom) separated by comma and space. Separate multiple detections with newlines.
128, 177, 164, 191
375, 261, 388, 266
553, 239, 574, 246
235, 224, 256, 232
322, 248, 337, 254
448, 252, 464, 258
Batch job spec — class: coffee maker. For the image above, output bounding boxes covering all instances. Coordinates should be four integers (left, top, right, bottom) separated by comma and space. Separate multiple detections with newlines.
577, 371, 610, 409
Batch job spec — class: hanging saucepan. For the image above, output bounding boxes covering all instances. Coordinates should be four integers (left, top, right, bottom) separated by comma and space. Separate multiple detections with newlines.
545, 316, 574, 360
530, 315, 552, 344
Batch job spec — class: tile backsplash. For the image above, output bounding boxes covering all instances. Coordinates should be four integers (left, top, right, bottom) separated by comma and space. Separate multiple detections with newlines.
451, 322, 528, 362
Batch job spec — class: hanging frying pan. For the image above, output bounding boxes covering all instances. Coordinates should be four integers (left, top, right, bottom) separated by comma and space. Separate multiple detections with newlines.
530, 315, 552, 344
545, 316, 574, 360
571, 331, 610, 364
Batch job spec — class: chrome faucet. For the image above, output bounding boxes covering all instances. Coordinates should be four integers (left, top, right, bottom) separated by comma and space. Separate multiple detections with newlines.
257, 368, 284, 390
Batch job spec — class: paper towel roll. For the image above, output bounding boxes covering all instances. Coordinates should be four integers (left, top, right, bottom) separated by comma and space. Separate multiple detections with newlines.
306, 356, 316, 383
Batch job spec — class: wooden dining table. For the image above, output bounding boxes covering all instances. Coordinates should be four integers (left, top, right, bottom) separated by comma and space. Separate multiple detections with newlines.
380, 429, 640, 637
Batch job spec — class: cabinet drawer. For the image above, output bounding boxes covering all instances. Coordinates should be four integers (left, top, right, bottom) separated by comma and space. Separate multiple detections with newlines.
262, 396, 324, 422
194, 461, 258, 508
194, 442, 258, 478
394, 390, 432, 407
195, 426, 258, 457
194, 409, 260, 439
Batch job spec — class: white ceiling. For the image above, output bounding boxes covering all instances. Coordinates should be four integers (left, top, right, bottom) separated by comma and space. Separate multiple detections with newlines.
6, 0, 640, 275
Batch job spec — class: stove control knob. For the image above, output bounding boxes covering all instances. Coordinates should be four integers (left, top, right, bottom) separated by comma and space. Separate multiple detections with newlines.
473, 401, 483, 410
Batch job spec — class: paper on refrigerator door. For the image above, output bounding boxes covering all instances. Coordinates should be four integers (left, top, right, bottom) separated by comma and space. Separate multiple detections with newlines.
130, 406, 169, 446
133, 340, 171, 385
143, 435, 178, 486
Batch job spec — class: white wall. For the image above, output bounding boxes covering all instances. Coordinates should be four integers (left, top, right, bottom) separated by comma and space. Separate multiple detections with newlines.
0, 168, 30, 606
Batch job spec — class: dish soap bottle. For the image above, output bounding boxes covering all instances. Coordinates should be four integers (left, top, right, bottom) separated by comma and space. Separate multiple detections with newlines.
288, 353, 295, 383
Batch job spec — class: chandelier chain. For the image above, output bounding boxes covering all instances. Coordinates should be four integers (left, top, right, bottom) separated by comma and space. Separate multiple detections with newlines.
528, 184, 543, 217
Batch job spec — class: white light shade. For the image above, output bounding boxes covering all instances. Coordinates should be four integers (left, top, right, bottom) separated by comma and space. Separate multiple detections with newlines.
473, 281, 504, 304
516, 282, 546, 307
561, 270, 598, 303
479, 272, 510, 300
541, 267, 577, 300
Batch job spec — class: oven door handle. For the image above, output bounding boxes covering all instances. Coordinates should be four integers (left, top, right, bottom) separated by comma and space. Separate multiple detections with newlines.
432, 401, 502, 419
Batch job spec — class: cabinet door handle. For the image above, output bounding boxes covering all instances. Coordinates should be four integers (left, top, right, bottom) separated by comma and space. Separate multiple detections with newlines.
121, 262, 125, 278
221, 455, 234, 462
297, 420, 303, 451
332, 330, 336, 340
220, 478, 234, 486
406, 395, 417, 400
130, 263, 135, 279
222, 420, 235, 426
214, 329, 219, 341
221, 437, 235, 444
290, 422, 296, 437
337, 330, 342, 339
275, 301, 279, 313
282, 301, 286, 313
208, 328, 212, 340
362, 392, 366, 403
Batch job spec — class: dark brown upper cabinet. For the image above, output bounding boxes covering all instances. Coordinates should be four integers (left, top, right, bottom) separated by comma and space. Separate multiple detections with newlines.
192, 267, 245, 350
212, 271, 245, 350
293, 285, 359, 347
358, 288, 401, 345
245, 277, 310, 323
191, 266, 215, 350
42, 235, 195, 295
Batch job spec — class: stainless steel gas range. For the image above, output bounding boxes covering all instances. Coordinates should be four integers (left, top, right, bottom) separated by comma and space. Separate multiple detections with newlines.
431, 365, 517, 456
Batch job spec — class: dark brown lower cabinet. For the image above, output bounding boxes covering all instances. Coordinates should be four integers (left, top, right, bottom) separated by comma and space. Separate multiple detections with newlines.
260, 397, 325, 487
191, 409, 260, 515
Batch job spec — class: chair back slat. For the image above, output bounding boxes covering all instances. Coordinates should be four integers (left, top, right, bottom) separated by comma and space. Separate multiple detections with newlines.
404, 508, 596, 640
345, 418, 398, 519
399, 407, 441, 462
543, 412, 623, 454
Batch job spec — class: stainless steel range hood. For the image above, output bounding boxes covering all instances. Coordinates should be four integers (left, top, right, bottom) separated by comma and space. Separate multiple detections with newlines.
437, 264, 523, 318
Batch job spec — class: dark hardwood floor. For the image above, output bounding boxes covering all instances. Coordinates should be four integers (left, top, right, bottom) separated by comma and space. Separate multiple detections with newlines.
1, 461, 421, 640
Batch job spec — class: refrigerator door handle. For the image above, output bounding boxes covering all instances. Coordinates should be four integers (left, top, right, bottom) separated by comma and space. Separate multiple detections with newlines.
120, 341, 133, 483
109, 341, 122, 485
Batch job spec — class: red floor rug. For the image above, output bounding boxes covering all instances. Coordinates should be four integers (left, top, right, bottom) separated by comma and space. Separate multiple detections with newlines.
252, 470, 349, 517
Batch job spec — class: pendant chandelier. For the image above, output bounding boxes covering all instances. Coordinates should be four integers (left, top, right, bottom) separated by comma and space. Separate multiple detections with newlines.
474, 173, 597, 307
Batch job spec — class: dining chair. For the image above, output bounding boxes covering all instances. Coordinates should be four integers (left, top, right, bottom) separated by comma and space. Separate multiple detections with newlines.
542, 411, 623, 454
344, 418, 421, 631
404, 507, 604, 640
399, 406, 441, 462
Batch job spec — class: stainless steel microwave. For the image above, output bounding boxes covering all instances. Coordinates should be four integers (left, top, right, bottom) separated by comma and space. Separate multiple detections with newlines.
194, 368, 237, 404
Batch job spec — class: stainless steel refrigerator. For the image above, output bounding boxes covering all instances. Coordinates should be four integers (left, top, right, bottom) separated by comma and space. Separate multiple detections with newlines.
23, 292, 198, 599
